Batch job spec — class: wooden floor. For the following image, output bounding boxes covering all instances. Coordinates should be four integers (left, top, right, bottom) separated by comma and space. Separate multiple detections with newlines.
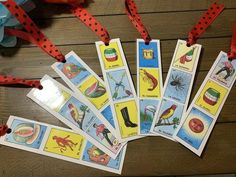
0, 0, 236, 176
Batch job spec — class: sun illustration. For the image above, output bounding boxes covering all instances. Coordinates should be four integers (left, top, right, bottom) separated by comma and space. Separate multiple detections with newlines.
182, 113, 211, 140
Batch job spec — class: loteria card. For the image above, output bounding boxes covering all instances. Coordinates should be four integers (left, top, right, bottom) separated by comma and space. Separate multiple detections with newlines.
150, 40, 202, 140
174, 52, 236, 156
52, 51, 116, 130
137, 39, 163, 135
0, 116, 126, 174
96, 38, 140, 142
27, 75, 125, 159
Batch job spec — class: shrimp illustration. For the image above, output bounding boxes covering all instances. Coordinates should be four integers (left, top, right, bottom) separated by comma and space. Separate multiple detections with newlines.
141, 70, 158, 91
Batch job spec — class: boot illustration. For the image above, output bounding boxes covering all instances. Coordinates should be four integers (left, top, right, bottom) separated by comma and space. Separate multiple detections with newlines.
120, 107, 137, 128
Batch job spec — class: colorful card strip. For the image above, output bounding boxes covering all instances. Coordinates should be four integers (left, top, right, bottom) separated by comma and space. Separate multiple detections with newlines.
52, 51, 116, 131
0, 116, 126, 174
150, 40, 202, 140
96, 38, 140, 142
174, 51, 236, 156
137, 39, 163, 135
27, 75, 125, 159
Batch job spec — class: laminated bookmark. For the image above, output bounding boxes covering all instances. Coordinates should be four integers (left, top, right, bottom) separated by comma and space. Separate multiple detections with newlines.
0, 116, 126, 174
150, 2, 224, 140
137, 39, 162, 135
96, 38, 139, 142
27, 75, 125, 159
52, 51, 116, 131
173, 25, 236, 156
125, 0, 163, 135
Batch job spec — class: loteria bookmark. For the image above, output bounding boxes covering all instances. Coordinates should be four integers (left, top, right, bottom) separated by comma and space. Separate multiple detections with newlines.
27, 75, 125, 159
0, 116, 126, 174
125, 0, 163, 135
173, 25, 236, 156
96, 39, 139, 142
150, 2, 224, 140
52, 51, 116, 131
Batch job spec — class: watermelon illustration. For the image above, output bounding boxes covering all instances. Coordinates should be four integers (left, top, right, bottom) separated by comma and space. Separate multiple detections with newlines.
13, 123, 41, 144
62, 63, 86, 79
104, 48, 118, 62
203, 88, 220, 106
85, 81, 106, 98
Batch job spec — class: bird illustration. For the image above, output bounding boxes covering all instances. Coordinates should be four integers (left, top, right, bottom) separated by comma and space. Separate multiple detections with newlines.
157, 104, 177, 125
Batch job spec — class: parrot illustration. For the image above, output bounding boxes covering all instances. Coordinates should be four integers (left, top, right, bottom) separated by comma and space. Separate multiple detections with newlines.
179, 47, 195, 64
68, 103, 85, 128
156, 104, 177, 126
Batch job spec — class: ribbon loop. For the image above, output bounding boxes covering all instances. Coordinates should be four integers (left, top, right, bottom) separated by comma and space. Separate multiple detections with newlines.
228, 24, 236, 60
187, 2, 224, 46
0, 75, 42, 89
72, 5, 110, 45
1, 0, 65, 62
125, 0, 151, 44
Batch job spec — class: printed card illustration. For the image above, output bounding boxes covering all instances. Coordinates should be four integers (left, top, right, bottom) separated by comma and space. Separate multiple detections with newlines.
44, 128, 85, 159
1, 116, 126, 174
107, 70, 133, 101
58, 96, 122, 154
59, 96, 96, 131
195, 80, 228, 116
78, 76, 108, 109
139, 68, 161, 98
164, 69, 192, 104
114, 101, 138, 138
86, 119, 121, 153
139, 40, 159, 68
211, 54, 236, 87
82, 141, 123, 170
172, 41, 200, 72
5, 119, 47, 149
96, 39, 139, 141
101, 106, 115, 128
98, 42, 124, 70
28, 76, 123, 159
57, 55, 90, 86
153, 99, 184, 137
139, 99, 159, 134
176, 107, 213, 150
31, 79, 71, 112
52, 52, 116, 133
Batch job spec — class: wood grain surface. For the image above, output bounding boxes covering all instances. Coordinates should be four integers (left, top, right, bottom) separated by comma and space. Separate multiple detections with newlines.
0, 0, 236, 176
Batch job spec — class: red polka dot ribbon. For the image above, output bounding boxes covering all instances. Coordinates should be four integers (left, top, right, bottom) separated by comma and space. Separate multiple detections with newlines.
71, 5, 110, 45
0, 75, 42, 89
1, 0, 65, 62
0, 123, 12, 137
228, 24, 236, 60
125, 0, 151, 44
187, 2, 224, 46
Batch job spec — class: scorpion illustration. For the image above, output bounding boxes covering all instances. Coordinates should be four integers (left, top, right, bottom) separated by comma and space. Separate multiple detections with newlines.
108, 72, 133, 99
141, 69, 158, 91
170, 74, 185, 91
53, 135, 78, 153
